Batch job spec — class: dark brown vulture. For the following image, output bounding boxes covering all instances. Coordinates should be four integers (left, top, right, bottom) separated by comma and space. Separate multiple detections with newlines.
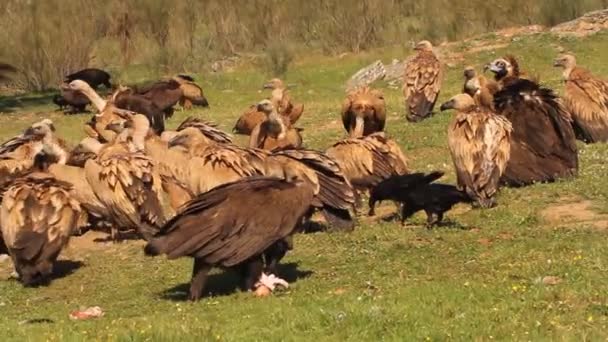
403, 40, 443, 122
554, 54, 608, 143
249, 100, 303, 150
491, 77, 578, 186
65, 68, 112, 90
144, 176, 315, 301
341, 86, 386, 137
1, 151, 87, 286
440, 94, 512, 208
265, 148, 356, 231
135, 79, 183, 118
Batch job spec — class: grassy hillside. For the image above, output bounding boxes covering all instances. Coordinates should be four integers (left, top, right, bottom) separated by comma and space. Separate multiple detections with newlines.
1, 31, 608, 340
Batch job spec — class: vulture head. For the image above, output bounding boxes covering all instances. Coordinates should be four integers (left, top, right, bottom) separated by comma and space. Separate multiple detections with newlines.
257, 99, 276, 115
440, 94, 476, 112
485, 56, 520, 81
344, 87, 385, 138
414, 40, 433, 52
554, 54, 577, 79
24, 119, 56, 138
263, 78, 286, 90
463, 66, 476, 80
168, 127, 211, 150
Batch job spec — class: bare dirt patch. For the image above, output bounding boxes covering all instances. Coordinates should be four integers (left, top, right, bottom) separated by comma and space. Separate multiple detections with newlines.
540, 200, 608, 230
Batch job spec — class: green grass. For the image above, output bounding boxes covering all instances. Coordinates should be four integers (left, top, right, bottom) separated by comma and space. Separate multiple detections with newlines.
2, 31, 608, 341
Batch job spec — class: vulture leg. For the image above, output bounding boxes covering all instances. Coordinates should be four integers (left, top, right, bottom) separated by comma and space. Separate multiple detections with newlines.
263, 239, 291, 276
189, 258, 212, 301
241, 256, 264, 292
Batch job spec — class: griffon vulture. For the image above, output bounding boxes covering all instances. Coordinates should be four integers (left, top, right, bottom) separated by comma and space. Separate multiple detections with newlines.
341, 86, 386, 137
173, 75, 209, 109
249, 100, 303, 150
325, 133, 408, 205
168, 127, 265, 195
368, 171, 471, 227
176, 117, 233, 144
83, 115, 166, 240
554, 54, 608, 143
1, 151, 87, 286
265, 149, 356, 231
440, 94, 512, 208
491, 77, 578, 186
58, 83, 91, 114
144, 176, 314, 301
403, 41, 443, 122
65, 68, 112, 90
463, 67, 498, 109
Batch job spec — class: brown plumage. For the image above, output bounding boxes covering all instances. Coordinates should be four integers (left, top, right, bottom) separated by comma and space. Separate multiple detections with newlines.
486, 55, 537, 87
173, 75, 209, 109
341, 86, 386, 137
265, 148, 356, 230
403, 41, 443, 122
144, 176, 315, 301
233, 105, 267, 135
554, 54, 608, 143
84, 115, 166, 240
325, 133, 408, 204
440, 94, 512, 208
176, 117, 233, 144
135, 79, 183, 118
169, 127, 265, 195
1, 154, 87, 286
493, 78, 578, 186
58, 83, 90, 113
249, 100, 303, 150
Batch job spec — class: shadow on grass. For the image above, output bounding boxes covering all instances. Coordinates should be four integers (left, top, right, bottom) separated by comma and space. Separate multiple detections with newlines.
0, 93, 58, 113
159, 262, 313, 301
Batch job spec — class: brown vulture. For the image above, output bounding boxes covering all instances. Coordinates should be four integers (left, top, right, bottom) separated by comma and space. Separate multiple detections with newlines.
249, 100, 303, 150
403, 41, 443, 122
325, 133, 408, 205
176, 117, 233, 144
440, 94, 512, 208
144, 176, 315, 301
341, 86, 386, 137
554, 54, 608, 143
487, 73, 578, 186
135, 79, 183, 118
265, 148, 356, 231
462, 67, 498, 109
83, 115, 166, 240
168, 127, 266, 195
58, 83, 91, 114
173, 75, 209, 109
1, 151, 87, 286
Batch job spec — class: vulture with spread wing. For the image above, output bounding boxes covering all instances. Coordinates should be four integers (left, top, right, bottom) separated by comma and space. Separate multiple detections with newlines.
144, 176, 314, 301
173, 75, 209, 109
441, 94, 512, 208
554, 54, 608, 143
341, 86, 386, 137
403, 41, 443, 122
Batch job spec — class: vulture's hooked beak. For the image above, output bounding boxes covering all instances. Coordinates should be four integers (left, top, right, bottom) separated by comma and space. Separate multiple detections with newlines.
168, 134, 188, 148
553, 59, 563, 67
440, 100, 454, 112
262, 83, 274, 90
